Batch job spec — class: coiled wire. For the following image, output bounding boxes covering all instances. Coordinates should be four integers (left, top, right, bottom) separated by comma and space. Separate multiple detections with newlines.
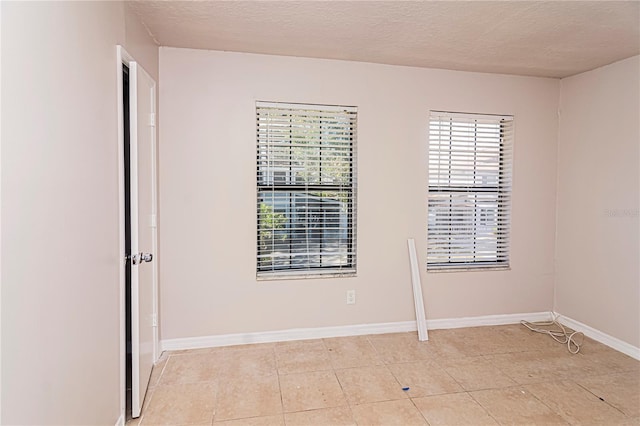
520, 316, 584, 354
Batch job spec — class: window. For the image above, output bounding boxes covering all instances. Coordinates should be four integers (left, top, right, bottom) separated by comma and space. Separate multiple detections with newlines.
256, 102, 357, 277
428, 111, 513, 270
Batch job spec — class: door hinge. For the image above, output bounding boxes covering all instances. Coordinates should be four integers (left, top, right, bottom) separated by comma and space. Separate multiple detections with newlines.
152, 313, 158, 327
150, 214, 157, 228
149, 112, 156, 127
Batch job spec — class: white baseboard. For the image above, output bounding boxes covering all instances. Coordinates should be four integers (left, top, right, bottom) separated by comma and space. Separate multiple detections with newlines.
115, 414, 125, 426
160, 311, 552, 352
161, 320, 417, 351
427, 311, 552, 330
554, 313, 640, 361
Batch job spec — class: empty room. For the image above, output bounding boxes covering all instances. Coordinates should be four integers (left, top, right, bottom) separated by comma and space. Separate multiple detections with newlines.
1, 1, 639, 425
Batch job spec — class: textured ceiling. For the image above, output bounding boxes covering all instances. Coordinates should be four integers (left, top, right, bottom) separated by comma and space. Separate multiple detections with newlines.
129, 1, 640, 78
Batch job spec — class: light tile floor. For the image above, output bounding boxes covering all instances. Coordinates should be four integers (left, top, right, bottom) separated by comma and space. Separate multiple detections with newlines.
127, 325, 640, 425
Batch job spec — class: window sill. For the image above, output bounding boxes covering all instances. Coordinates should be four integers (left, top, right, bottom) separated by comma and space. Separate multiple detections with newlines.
257, 270, 357, 281
427, 265, 511, 273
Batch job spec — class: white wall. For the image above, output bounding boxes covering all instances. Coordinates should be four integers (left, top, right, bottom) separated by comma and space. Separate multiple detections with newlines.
159, 47, 560, 341
1, 1, 157, 424
555, 56, 640, 348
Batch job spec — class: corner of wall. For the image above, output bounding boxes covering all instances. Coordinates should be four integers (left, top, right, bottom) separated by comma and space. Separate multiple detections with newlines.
551, 77, 564, 315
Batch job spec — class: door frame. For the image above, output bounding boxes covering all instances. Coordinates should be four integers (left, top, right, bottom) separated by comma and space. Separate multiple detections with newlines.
116, 45, 159, 422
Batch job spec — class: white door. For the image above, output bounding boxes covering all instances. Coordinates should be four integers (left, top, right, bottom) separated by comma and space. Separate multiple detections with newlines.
129, 61, 157, 418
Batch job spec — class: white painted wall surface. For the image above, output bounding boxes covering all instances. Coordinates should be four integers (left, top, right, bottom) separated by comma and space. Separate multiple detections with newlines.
158, 47, 560, 341
1, 1, 158, 424
555, 56, 640, 348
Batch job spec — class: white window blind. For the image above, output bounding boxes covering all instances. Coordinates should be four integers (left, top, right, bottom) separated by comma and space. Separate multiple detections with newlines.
428, 111, 513, 270
256, 102, 357, 277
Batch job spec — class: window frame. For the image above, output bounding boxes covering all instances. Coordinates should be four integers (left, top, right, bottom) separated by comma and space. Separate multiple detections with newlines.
256, 101, 357, 279
427, 111, 514, 272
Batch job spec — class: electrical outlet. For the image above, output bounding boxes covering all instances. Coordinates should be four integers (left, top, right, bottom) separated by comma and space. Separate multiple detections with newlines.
346, 290, 356, 305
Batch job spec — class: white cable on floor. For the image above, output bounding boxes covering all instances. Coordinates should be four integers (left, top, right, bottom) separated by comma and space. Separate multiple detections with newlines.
520, 315, 584, 354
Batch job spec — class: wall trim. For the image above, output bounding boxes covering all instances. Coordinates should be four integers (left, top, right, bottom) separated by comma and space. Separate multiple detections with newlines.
426, 311, 552, 330
161, 321, 417, 351
554, 313, 640, 361
160, 311, 552, 352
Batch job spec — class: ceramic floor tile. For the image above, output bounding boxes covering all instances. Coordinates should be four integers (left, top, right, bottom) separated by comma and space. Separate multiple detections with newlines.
387, 360, 463, 397
215, 373, 282, 421
140, 382, 215, 426
439, 326, 519, 356
412, 393, 498, 425
220, 347, 276, 379
350, 399, 427, 425
616, 417, 640, 426
335, 365, 407, 405
214, 414, 284, 425
160, 352, 224, 385
279, 370, 347, 413
578, 343, 640, 376
470, 387, 569, 425
439, 356, 517, 391
578, 337, 617, 354
485, 350, 593, 384
577, 373, 640, 417
275, 340, 332, 374
324, 335, 383, 369
367, 333, 436, 364
526, 380, 629, 425
413, 329, 470, 359
130, 326, 640, 426
284, 406, 355, 426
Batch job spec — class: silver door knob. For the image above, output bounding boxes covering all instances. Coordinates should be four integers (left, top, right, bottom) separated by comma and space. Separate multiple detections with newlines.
131, 253, 153, 265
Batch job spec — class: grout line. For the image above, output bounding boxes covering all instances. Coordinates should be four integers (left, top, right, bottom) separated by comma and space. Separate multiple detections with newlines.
573, 379, 630, 418
364, 334, 387, 365
382, 362, 410, 399
465, 390, 501, 425
481, 359, 516, 385
407, 396, 432, 426
434, 362, 467, 391
333, 362, 354, 410
524, 383, 573, 423
210, 368, 219, 425
275, 345, 285, 418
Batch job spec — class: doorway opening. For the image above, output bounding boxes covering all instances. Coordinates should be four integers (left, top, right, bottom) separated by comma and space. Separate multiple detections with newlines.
118, 46, 158, 422
123, 63, 134, 420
